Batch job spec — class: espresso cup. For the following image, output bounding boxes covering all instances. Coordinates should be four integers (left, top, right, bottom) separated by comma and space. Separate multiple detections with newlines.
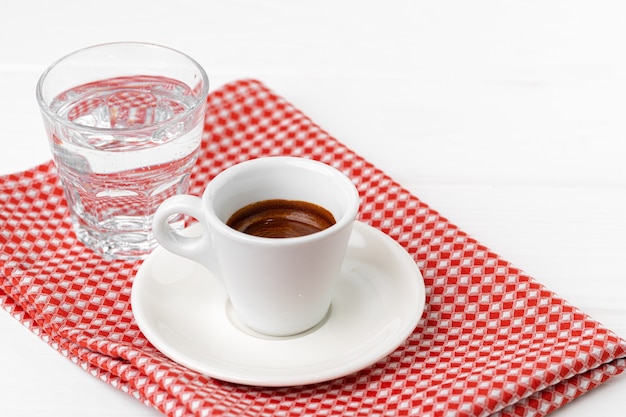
152, 156, 360, 336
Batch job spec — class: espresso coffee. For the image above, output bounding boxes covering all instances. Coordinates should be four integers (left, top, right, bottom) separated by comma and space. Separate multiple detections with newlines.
226, 199, 336, 238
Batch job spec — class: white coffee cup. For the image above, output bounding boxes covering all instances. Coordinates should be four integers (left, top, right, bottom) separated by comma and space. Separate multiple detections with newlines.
152, 156, 360, 336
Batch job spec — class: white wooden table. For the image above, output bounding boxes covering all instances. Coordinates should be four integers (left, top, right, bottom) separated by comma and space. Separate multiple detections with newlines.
1, 1, 624, 415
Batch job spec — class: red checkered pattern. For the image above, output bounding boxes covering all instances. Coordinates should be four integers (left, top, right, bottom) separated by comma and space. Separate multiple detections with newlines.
1, 79, 625, 417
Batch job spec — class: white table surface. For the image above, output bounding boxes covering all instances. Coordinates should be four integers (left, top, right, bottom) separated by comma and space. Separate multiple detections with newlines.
1, 1, 625, 415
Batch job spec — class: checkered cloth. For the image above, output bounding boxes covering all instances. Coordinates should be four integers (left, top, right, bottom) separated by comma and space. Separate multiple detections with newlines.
1, 79, 625, 417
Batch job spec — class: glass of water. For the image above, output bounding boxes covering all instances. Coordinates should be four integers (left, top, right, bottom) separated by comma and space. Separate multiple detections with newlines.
36, 42, 209, 259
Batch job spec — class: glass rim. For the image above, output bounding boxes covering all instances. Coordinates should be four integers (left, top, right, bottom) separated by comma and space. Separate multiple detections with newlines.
35, 41, 210, 135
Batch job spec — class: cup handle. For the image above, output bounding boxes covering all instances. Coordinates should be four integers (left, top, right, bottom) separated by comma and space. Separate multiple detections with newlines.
152, 195, 215, 272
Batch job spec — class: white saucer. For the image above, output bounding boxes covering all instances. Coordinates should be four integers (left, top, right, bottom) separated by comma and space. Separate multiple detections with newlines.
131, 221, 425, 387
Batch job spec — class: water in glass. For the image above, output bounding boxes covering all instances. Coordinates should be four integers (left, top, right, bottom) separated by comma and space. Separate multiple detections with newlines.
44, 75, 204, 259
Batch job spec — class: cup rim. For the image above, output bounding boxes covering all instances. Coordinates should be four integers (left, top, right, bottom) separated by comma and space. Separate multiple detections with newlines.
204, 156, 360, 245
35, 41, 210, 136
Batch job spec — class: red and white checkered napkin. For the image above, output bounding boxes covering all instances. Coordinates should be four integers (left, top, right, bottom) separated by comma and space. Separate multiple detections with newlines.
1, 79, 625, 417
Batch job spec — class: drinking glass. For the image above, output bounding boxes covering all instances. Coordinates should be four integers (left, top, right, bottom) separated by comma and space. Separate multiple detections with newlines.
36, 42, 209, 259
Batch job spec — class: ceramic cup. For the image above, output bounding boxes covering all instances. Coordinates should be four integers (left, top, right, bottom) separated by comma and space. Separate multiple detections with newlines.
152, 156, 360, 336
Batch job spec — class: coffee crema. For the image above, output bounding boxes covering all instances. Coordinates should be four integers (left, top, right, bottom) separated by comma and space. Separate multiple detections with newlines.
226, 199, 336, 238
